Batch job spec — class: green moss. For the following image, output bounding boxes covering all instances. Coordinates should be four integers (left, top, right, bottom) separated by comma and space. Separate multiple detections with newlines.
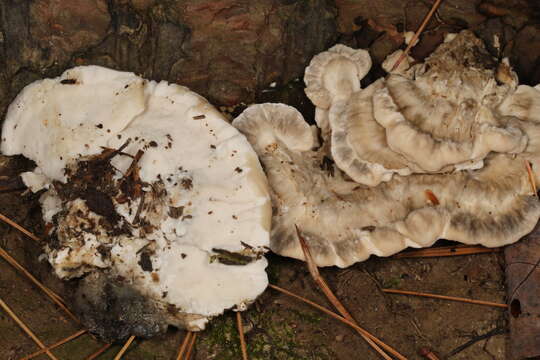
201, 307, 332, 360
383, 277, 401, 288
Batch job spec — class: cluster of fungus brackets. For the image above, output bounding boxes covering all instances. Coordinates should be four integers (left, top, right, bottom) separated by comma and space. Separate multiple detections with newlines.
232, 30, 540, 268
0, 66, 271, 340
3, 29, 540, 340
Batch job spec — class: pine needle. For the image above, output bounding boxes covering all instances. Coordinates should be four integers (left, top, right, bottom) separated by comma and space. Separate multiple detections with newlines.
236, 311, 249, 360
382, 289, 508, 308
525, 160, 537, 196
21, 329, 87, 360
85, 343, 112, 360
113, 335, 136, 360
0, 246, 79, 322
393, 245, 500, 258
295, 225, 407, 360
269, 284, 406, 360
0, 212, 40, 242
176, 332, 193, 360
0, 298, 59, 360
185, 332, 197, 360
391, 0, 444, 71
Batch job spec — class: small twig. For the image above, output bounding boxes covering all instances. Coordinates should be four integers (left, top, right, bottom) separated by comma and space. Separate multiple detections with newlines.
176, 332, 193, 360
393, 245, 500, 258
95, 139, 132, 162
21, 329, 87, 360
0, 246, 79, 322
124, 149, 145, 179
525, 160, 537, 196
392, 0, 444, 71
295, 226, 407, 360
447, 327, 507, 357
382, 289, 508, 308
0, 212, 40, 242
237, 311, 249, 360
85, 343, 112, 360
0, 298, 59, 360
185, 332, 198, 360
113, 335, 136, 360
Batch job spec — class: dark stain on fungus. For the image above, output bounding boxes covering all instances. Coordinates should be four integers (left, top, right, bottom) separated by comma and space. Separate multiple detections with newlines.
181, 178, 193, 190
168, 206, 184, 219
138, 252, 153, 272
97, 245, 111, 260
82, 188, 119, 224
60, 78, 77, 85
211, 248, 253, 266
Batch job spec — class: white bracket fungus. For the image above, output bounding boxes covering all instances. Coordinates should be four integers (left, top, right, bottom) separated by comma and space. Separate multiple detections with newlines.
0, 66, 271, 340
233, 32, 540, 268
233, 103, 540, 268
305, 31, 532, 186
304, 44, 372, 141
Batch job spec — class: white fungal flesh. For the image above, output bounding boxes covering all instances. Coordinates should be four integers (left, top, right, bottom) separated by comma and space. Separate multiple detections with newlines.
0, 66, 272, 330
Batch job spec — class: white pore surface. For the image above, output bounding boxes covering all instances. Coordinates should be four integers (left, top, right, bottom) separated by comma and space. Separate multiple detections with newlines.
0, 66, 271, 327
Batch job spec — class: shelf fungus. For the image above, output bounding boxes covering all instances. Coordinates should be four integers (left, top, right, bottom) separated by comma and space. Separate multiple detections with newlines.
374, 31, 527, 174
230, 30, 540, 269
233, 103, 540, 268
305, 31, 532, 186
0, 66, 271, 341
304, 44, 372, 142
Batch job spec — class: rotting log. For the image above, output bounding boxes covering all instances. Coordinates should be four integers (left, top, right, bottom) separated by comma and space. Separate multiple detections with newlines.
505, 222, 540, 359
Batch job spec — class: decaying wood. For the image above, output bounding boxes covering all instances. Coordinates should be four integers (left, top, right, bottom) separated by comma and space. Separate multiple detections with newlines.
505, 222, 540, 359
